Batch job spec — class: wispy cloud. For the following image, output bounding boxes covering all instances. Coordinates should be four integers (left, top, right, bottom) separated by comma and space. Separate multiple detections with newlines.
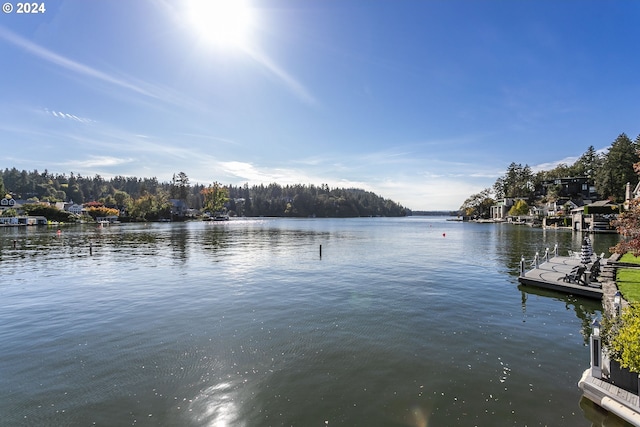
63, 156, 134, 169
45, 108, 94, 123
0, 26, 214, 115
219, 161, 312, 184
0, 26, 157, 98
532, 157, 578, 172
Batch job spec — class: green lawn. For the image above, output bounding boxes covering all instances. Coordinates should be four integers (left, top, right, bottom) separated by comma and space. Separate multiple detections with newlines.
616, 268, 640, 304
620, 253, 640, 265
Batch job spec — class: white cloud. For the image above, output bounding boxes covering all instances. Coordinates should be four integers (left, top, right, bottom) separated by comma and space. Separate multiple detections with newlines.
218, 161, 315, 184
45, 108, 94, 123
532, 156, 578, 172
64, 156, 134, 169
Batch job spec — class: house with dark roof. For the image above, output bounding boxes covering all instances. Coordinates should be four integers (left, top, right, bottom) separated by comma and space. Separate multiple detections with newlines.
535, 177, 598, 200
570, 200, 619, 232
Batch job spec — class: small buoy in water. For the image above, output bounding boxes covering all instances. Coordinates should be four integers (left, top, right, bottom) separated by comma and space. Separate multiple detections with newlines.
443, 233, 446, 237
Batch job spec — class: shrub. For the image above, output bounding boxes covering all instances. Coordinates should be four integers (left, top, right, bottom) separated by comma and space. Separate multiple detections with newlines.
609, 305, 640, 373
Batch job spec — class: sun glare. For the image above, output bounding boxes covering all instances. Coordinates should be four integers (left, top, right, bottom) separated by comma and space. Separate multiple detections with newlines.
187, 0, 255, 49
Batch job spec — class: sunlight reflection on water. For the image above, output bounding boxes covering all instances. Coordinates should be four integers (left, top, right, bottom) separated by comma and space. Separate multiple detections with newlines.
0, 218, 625, 426
189, 381, 243, 427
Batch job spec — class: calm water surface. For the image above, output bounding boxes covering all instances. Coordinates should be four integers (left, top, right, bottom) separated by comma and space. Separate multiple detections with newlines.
0, 217, 625, 426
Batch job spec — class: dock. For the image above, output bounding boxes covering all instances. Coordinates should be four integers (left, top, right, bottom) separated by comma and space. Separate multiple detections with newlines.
517, 255, 604, 300
579, 369, 640, 426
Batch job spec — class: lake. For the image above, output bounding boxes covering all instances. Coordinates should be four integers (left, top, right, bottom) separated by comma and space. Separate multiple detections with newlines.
0, 217, 626, 426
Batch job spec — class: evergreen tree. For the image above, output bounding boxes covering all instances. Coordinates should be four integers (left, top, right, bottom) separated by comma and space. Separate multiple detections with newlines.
596, 133, 639, 201
494, 163, 534, 199
171, 172, 190, 201
572, 145, 602, 179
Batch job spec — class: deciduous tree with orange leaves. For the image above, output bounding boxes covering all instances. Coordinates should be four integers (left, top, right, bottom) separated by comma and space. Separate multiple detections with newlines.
201, 182, 229, 214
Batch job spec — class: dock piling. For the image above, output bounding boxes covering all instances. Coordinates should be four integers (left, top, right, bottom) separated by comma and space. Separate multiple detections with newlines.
519, 255, 525, 277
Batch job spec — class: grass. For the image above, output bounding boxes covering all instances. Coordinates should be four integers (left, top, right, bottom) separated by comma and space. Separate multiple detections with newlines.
616, 268, 640, 304
620, 253, 640, 265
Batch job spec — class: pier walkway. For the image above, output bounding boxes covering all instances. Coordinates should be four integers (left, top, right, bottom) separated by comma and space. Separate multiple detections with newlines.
518, 255, 603, 299
579, 369, 640, 426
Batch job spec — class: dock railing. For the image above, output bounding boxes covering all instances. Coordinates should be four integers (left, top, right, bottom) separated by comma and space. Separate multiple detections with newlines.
519, 244, 558, 277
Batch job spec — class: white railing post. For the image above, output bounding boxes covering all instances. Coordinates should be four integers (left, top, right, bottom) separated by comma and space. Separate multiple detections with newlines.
590, 319, 602, 378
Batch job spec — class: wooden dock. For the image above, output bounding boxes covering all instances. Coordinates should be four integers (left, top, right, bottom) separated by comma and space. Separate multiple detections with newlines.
579, 369, 640, 426
517, 255, 604, 300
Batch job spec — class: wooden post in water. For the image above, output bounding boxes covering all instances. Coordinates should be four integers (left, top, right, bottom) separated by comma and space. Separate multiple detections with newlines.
319, 244, 322, 258
89, 242, 93, 256
13, 239, 17, 249
519, 256, 525, 277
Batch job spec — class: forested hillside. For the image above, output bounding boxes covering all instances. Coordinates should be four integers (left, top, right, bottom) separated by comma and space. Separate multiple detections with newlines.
0, 169, 407, 218
460, 133, 640, 218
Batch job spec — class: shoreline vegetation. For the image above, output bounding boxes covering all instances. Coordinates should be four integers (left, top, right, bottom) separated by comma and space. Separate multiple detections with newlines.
459, 133, 640, 221
0, 168, 408, 222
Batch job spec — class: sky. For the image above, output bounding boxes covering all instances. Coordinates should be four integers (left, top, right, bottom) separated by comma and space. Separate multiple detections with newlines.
1, 0, 639, 211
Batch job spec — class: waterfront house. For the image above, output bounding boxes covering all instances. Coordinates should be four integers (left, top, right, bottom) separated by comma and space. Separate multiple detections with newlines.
529, 205, 544, 217
490, 198, 515, 221
0, 197, 18, 214
65, 203, 84, 215
543, 198, 582, 217
52, 201, 66, 211
169, 199, 188, 219
0, 197, 16, 208
0, 198, 33, 215
535, 176, 598, 200
571, 200, 619, 232
623, 181, 640, 210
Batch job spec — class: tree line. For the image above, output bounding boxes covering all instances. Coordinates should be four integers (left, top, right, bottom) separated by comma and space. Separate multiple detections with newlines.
0, 169, 407, 220
460, 133, 640, 218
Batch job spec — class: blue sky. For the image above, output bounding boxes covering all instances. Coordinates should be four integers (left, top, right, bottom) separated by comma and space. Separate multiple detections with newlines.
1, 0, 639, 210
